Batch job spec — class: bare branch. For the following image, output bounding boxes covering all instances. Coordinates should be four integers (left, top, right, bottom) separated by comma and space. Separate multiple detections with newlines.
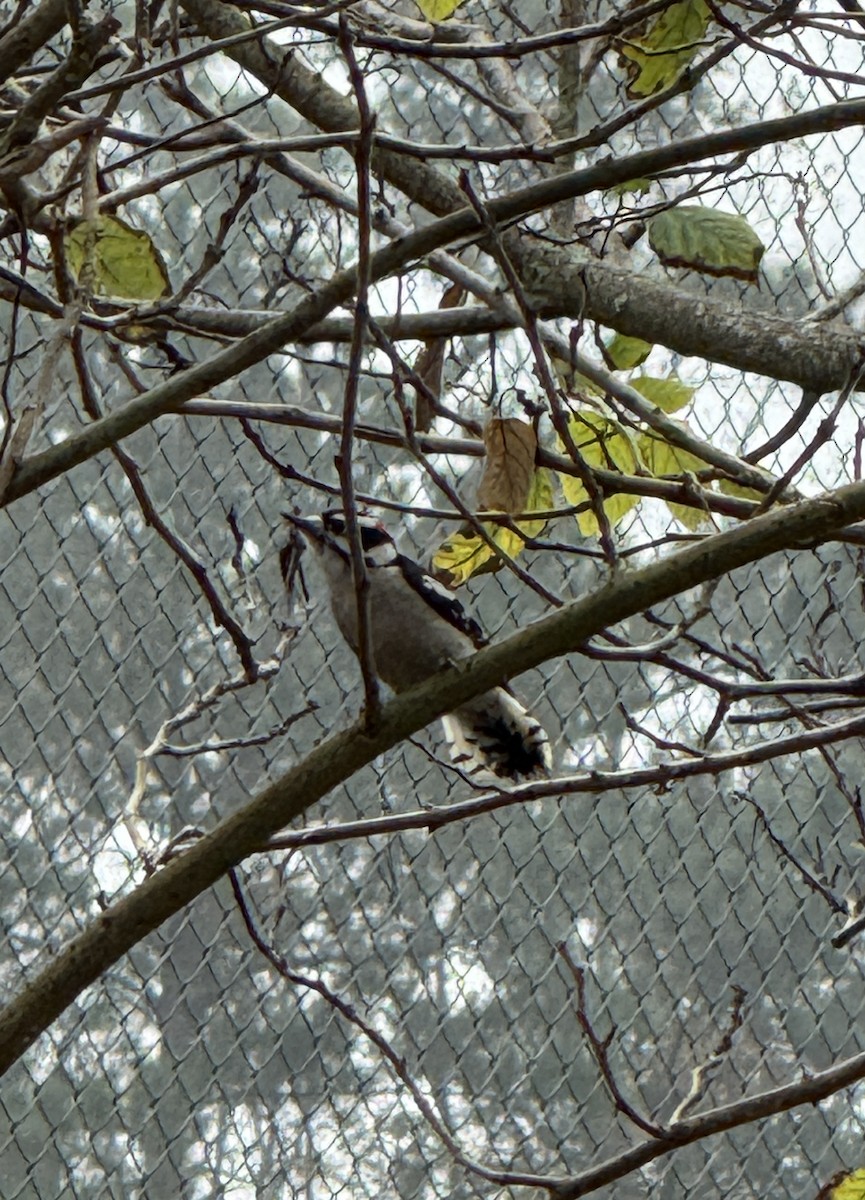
256, 708, 865, 853
558, 947, 666, 1138
6, 480, 865, 1074
335, 20, 381, 726
738, 791, 848, 916
0, 0, 68, 86
668, 986, 747, 1123
228, 868, 510, 1185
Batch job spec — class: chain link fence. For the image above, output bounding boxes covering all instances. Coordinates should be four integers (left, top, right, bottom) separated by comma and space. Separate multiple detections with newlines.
2, 2, 865, 1196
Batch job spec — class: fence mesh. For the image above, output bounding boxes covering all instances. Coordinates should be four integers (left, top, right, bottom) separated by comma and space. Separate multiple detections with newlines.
2, 1, 865, 1197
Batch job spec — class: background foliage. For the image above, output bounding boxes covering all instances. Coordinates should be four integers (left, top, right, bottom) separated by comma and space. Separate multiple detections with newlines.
3, 1, 865, 1197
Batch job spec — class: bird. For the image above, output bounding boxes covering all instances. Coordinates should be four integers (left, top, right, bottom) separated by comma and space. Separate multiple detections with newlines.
285, 510, 551, 781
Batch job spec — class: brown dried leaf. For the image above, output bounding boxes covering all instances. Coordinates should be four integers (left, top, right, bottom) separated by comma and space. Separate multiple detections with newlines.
477, 418, 537, 513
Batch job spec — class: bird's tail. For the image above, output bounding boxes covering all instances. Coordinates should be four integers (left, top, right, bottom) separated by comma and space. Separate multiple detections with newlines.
441, 687, 551, 781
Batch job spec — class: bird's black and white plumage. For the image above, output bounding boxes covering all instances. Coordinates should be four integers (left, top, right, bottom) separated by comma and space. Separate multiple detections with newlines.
285, 510, 551, 781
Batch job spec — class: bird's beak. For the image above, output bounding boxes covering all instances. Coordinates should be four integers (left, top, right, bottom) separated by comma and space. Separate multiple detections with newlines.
283, 512, 325, 548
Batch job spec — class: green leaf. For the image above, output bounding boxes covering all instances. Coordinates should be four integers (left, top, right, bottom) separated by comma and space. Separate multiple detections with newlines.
559, 413, 642, 537
639, 432, 711, 529
431, 468, 554, 585
630, 374, 696, 413
606, 334, 653, 370
556, 413, 719, 537
416, 0, 461, 20
719, 477, 765, 502
621, 0, 711, 97
65, 215, 170, 300
610, 177, 654, 197
648, 206, 765, 282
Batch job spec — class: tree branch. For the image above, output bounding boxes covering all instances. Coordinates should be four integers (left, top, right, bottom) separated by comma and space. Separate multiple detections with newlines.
0, 0, 68, 86
6, 98, 865, 508
548, 1041, 865, 1198
4, 478, 865, 1075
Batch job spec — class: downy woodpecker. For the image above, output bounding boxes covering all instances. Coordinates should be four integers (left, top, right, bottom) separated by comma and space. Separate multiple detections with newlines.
286, 511, 551, 781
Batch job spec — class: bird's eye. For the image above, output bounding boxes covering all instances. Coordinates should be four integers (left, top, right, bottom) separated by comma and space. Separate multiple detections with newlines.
322, 511, 390, 551
359, 525, 391, 551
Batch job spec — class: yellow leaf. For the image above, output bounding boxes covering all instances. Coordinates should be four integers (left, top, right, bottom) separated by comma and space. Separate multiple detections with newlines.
477, 418, 537, 513
621, 0, 711, 98
416, 0, 461, 20
559, 413, 642, 537
431, 531, 493, 587
606, 334, 653, 370
522, 466, 554, 531
630, 375, 695, 413
65, 215, 170, 300
639, 431, 711, 529
820, 1167, 865, 1200
431, 468, 553, 585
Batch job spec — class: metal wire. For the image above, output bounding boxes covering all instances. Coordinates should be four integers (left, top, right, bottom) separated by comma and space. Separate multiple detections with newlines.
1, 3, 865, 1197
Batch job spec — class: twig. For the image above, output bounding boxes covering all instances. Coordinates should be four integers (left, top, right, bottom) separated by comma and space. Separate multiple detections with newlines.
808, 269, 865, 324
558, 946, 666, 1138
0, 306, 78, 503
228, 867, 524, 1187
249, 709, 865, 855
66, 15, 306, 104
832, 906, 865, 950
336, 18, 381, 727
619, 705, 707, 758
737, 791, 848, 915
751, 363, 865, 515
187, 398, 767, 522
161, 164, 263, 307
157, 78, 513, 311
815, 738, 865, 845
158, 706, 317, 758
72, 340, 262, 681
333, 0, 675, 61
727, 697, 865, 725
127, 663, 284, 848
586, 603, 710, 661
669, 986, 747, 1123
0, 14, 119, 157
744, 387, 826, 465
705, 0, 865, 90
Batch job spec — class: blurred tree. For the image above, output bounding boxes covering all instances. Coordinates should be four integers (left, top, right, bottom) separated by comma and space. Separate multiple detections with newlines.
3, 2, 865, 1197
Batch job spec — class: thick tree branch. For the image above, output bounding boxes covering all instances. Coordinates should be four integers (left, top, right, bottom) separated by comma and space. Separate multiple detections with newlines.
6, 101, 865, 508
176, 0, 865, 384
3, 478, 865, 1075
0, 0, 67, 86
0, 14, 119, 157
261, 707, 865, 852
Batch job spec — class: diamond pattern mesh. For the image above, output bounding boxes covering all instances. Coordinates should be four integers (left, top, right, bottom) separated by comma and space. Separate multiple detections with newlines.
2, 2, 865, 1197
